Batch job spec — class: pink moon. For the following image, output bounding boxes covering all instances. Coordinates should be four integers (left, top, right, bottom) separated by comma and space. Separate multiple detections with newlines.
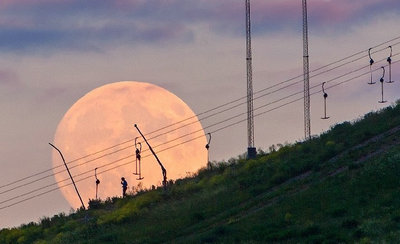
52, 81, 207, 208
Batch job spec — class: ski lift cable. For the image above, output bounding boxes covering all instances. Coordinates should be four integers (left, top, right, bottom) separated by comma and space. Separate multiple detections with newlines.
1, 53, 397, 196
3, 57, 398, 204
1, 38, 400, 190
1, 59, 399, 210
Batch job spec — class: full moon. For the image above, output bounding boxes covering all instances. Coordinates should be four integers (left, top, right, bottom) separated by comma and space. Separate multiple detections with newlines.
52, 81, 207, 208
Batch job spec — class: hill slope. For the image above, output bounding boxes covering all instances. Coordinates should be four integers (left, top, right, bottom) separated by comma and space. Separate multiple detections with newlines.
2, 102, 400, 243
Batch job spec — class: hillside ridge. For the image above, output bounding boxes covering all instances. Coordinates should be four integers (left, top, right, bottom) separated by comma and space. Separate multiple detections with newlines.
1, 103, 400, 243
171, 122, 400, 242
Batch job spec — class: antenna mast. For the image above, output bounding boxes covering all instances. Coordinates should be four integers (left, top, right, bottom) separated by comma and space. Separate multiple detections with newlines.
302, 0, 311, 140
246, 0, 256, 159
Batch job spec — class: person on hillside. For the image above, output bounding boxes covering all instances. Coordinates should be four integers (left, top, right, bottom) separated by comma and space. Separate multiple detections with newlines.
121, 177, 128, 197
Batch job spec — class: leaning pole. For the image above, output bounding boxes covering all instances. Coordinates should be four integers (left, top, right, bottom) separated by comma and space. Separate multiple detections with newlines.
49, 143, 85, 210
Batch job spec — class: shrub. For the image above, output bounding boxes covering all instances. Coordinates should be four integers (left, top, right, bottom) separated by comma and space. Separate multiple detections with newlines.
88, 199, 102, 210
97, 191, 161, 225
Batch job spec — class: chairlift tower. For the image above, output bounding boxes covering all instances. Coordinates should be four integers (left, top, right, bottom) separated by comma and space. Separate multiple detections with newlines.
302, 0, 311, 140
246, 0, 256, 159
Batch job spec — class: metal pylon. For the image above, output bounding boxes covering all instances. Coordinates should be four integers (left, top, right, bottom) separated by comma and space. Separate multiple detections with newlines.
246, 0, 256, 158
302, 0, 311, 140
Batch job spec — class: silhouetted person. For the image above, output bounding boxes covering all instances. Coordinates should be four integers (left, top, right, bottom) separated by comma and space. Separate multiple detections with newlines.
121, 177, 128, 197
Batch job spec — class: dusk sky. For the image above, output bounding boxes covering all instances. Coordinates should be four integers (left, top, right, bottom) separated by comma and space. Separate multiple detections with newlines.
1, 0, 400, 228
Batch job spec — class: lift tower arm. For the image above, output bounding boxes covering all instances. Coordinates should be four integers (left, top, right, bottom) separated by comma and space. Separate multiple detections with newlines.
134, 124, 167, 188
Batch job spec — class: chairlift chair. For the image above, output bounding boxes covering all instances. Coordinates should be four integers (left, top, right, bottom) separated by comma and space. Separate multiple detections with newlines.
321, 82, 330, 119
133, 137, 144, 180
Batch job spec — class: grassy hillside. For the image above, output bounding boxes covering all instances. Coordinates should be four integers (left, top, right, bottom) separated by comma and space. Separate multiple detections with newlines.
2, 102, 400, 243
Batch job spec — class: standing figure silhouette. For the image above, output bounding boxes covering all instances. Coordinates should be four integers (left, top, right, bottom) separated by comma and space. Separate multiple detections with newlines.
121, 177, 128, 197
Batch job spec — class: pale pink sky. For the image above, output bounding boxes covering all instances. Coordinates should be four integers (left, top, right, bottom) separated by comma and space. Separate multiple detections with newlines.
0, 0, 399, 228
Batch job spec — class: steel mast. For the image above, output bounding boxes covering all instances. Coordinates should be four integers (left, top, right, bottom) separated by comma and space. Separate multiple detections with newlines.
246, 0, 256, 159
302, 0, 311, 140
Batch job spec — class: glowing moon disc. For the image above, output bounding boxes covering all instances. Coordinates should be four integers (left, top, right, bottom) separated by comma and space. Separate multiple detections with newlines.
52, 81, 207, 208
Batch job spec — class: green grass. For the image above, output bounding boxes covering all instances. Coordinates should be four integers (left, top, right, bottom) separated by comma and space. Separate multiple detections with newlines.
2, 102, 400, 243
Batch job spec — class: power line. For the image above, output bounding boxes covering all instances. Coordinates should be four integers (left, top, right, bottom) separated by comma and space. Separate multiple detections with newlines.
144, 43, 400, 143
0, 144, 133, 195
0, 139, 134, 190
212, 59, 400, 133
1, 36, 399, 191
0, 60, 367, 196
2, 58, 398, 210
1, 41, 398, 196
144, 35, 400, 137
0, 133, 206, 208
144, 40, 400, 144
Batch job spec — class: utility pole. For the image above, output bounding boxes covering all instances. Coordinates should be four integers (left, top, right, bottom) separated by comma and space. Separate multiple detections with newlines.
49, 143, 85, 210
246, 0, 256, 159
302, 0, 311, 140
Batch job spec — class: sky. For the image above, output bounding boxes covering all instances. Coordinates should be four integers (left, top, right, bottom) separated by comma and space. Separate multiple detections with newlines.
1, 0, 400, 228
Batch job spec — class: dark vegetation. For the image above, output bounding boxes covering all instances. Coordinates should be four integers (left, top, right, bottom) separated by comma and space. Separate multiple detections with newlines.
2, 102, 400, 243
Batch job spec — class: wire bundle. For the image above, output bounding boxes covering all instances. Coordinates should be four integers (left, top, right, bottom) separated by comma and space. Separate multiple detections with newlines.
1, 36, 400, 211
